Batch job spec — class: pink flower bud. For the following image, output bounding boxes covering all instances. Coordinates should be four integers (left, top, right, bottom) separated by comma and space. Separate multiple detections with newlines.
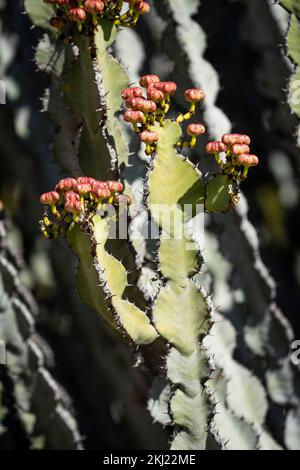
65, 191, 80, 207
184, 88, 206, 102
121, 87, 143, 100
92, 188, 111, 199
77, 183, 92, 195
40, 191, 60, 205
139, 75, 160, 87
147, 88, 164, 102
187, 123, 206, 136
84, 0, 104, 13
65, 191, 80, 202
153, 81, 177, 95
140, 130, 159, 144
125, 97, 145, 109
123, 110, 145, 123
140, 100, 157, 113
231, 144, 251, 155
126, 98, 156, 113
106, 181, 124, 192
206, 141, 226, 154
68, 7, 86, 22
77, 176, 96, 185
91, 181, 109, 191
65, 199, 84, 214
134, 2, 151, 15
55, 178, 78, 192
238, 154, 259, 167
222, 133, 251, 146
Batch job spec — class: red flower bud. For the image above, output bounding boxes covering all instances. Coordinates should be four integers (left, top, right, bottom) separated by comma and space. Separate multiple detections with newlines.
206, 141, 226, 154
187, 123, 206, 136
222, 133, 251, 146
134, 2, 151, 15
153, 81, 177, 95
40, 191, 60, 205
65, 199, 84, 214
68, 7, 86, 22
126, 98, 156, 113
55, 177, 78, 192
140, 100, 156, 113
139, 75, 160, 87
121, 87, 143, 100
77, 176, 96, 185
184, 88, 206, 102
123, 110, 145, 123
231, 144, 251, 155
92, 188, 111, 199
106, 181, 124, 192
65, 191, 80, 202
125, 97, 145, 109
92, 182, 109, 193
237, 154, 259, 167
140, 130, 159, 143
147, 88, 164, 102
84, 0, 104, 13
91, 181, 109, 190
77, 183, 92, 195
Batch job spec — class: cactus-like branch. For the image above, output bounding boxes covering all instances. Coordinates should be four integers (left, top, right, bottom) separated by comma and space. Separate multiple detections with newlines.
278, 1, 300, 146
63, 25, 129, 178
67, 214, 158, 344
27, 0, 154, 333
39, 176, 158, 344
145, 0, 300, 449
0, 208, 81, 449
146, 120, 213, 449
120, 73, 260, 448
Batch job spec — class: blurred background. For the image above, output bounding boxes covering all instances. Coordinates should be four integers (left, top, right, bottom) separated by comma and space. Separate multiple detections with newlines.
0, 0, 300, 449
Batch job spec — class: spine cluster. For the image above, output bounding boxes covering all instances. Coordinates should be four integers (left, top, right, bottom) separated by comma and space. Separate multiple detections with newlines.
40, 176, 129, 239
44, 0, 150, 32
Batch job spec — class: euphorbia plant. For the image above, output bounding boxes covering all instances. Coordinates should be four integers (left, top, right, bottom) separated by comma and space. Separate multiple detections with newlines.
21, 0, 300, 450
39, 70, 259, 448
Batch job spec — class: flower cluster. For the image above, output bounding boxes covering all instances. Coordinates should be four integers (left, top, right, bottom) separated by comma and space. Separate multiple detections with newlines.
122, 75, 206, 156
206, 134, 259, 181
39, 177, 130, 239
122, 76, 258, 181
44, 0, 150, 33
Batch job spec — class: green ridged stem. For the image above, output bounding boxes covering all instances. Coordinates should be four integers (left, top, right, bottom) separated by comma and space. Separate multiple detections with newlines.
67, 216, 158, 345
0, 215, 81, 449
145, 119, 214, 449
